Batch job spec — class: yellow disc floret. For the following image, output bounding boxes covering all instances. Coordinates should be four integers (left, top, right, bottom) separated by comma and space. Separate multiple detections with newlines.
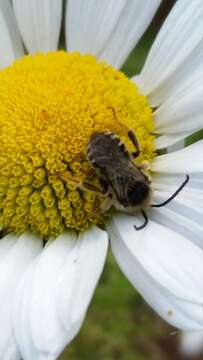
0, 51, 155, 238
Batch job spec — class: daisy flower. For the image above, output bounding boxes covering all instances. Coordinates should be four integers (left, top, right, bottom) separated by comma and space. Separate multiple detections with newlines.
0, 0, 203, 359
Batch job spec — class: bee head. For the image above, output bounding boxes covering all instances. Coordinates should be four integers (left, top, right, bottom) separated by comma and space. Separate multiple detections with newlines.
127, 180, 150, 207
112, 172, 151, 210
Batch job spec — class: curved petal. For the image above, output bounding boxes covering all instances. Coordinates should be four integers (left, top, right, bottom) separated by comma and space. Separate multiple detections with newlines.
153, 80, 203, 141
147, 40, 203, 106
155, 133, 190, 150
66, 0, 126, 56
13, 0, 62, 53
98, 0, 161, 69
149, 206, 203, 250
152, 140, 203, 174
108, 214, 203, 330
136, 0, 203, 104
66, 0, 161, 69
0, 0, 24, 68
0, 233, 42, 359
14, 227, 108, 360
151, 141, 203, 248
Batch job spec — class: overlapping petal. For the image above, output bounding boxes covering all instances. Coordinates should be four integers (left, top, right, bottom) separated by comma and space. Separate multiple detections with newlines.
13, 0, 63, 53
66, 0, 161, 69
0, 0, 24, 68
136, 0, 203, 105
108, 214, 203, 330
152, 140, 203, 174
0, 233, 42, 359
150, 141, 203, 247
153, 79, 203, 148
98, 0, 161, 69
14, 227, 108, 360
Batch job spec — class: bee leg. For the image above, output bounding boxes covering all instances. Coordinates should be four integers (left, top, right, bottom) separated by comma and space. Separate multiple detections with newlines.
56, 172, 106, 195
82, 181, 106, 195
100, 196, 113, 212
127, 130, 141, 159
136, 161, 151, 171
108, 106, 141, 158
88, 196, 112, 221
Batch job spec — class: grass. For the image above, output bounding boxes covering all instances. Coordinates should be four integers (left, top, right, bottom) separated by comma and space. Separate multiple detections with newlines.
60, 28, 203, 360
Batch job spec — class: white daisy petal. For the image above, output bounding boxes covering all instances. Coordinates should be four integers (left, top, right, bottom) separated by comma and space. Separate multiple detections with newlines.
66, 0, 126, 56
155, 133, 189, 150
149, 205, 203, 250
151, 141, 203, 248
150, 168, 203, 248
0, 233, 16, 260
153, 173, 203, 190
108, 214, 203, 330
0, 233, 42, 359
152, 141, 203, 174
13, 0, 63, 53
147, 40, 203, 106
66, 0, 161, 68
153, 81, 203, 141
14, 227, 108, 360
0, 0, 24, 68
137, 0, 203, 102
98, 0, 161, 69
152, 177, 203, 215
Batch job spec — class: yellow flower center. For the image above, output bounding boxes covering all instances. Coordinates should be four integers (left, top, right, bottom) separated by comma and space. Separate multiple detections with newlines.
0, 51, 155, 238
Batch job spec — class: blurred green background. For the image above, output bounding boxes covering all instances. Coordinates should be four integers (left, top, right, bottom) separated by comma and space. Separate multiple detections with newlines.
60, 1, 203, 359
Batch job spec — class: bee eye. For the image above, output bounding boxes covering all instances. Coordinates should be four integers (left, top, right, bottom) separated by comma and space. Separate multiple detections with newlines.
127, 182, 149, 206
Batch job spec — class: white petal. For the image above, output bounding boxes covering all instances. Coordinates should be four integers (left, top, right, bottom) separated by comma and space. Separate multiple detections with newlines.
13, 0, 62, 53
153, 173, 203, 191
152, 141, 203, 174
0, 0, 24, 68
14, 227, 108, 360
66, 0, 126, 56
0, 233, 42, 359
98, 0, 161, 69
149, 205, 203, 250
0, 234, 16, 260
137, 0, 203, 102
180, 331, 203, 357
153, 81, 203, 137
108, 214, 203, 330
155, 133, 189, 149
66, 0, 161, 68
147, 40, 203, 106
150, 164, 203, 248
152, 176, 203, 216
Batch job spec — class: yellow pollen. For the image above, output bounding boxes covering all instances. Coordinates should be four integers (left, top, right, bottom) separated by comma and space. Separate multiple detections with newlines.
0, 51, 155, 238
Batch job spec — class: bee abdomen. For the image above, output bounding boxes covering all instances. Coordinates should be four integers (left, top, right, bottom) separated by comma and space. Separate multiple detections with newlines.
87, 132, 130, 166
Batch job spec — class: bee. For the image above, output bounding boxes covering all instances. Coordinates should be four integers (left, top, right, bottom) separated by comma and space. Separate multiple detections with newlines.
58, 108, 189, 231
86, 129, 189, 230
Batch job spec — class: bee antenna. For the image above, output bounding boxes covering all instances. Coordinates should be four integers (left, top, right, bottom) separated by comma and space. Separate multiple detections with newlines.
134, 210, 148, 231
151, 174, 189, 208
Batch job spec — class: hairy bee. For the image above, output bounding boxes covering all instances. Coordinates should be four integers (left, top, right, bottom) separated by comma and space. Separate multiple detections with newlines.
86, 130, 189, 230
55, 107, 189, 231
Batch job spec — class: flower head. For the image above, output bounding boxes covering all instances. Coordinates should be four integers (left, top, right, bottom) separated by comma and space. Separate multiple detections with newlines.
0, 0, 203, 359
0, 51, 154, 237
